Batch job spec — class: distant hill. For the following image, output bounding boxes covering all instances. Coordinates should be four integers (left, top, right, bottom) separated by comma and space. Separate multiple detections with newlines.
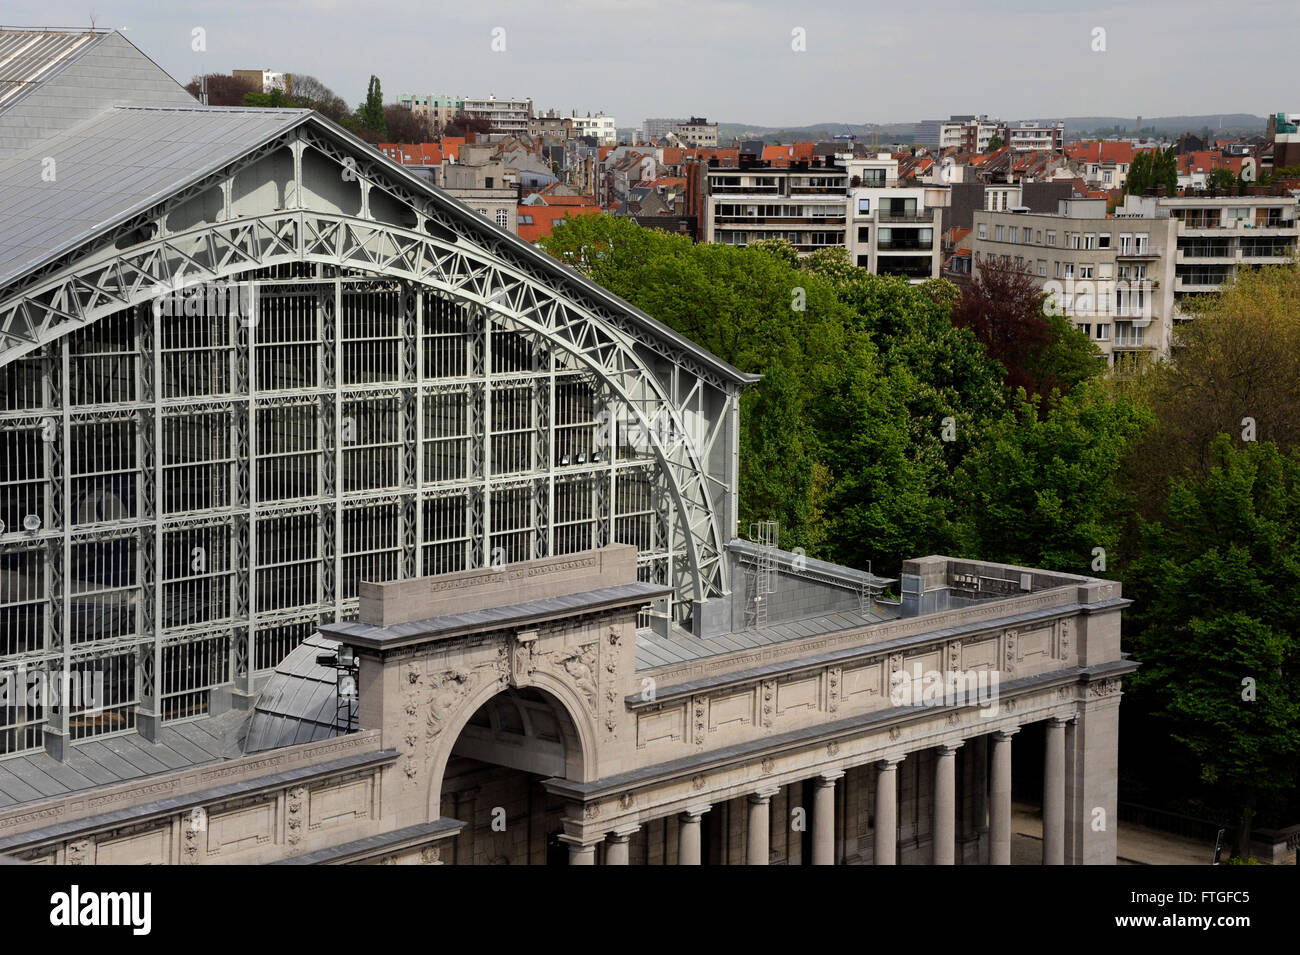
709, 115, 1268, 144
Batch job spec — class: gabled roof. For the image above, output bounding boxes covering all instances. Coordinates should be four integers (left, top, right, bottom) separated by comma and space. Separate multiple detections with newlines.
0, 104, 757, 387
0, 105, 310, 289
0, 27, 109, 112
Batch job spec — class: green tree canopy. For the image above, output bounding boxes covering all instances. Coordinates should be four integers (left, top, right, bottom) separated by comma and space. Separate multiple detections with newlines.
1126, 436, 1300, 853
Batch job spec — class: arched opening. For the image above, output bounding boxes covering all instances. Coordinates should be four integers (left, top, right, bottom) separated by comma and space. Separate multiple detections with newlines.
438, 687, 584, 865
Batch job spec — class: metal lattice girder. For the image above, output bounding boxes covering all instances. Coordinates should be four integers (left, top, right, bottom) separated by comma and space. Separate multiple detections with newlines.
0, 211, 729, 602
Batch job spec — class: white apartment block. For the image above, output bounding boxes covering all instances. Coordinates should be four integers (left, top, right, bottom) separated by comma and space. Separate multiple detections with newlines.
1150, 195, 1298, 311
1005, 121, 1064, 152
971, 199, 1178, 365
940, 116, 1001, 153
843, 155, 942, 281
570, 112, 617, 145
461, 95, 533, 134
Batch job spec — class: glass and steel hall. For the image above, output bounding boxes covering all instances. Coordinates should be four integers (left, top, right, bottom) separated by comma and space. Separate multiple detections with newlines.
0, 29, 751, 760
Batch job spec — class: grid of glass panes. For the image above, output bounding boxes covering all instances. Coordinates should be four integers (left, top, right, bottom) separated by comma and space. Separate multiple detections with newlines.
342, 501, 401, 598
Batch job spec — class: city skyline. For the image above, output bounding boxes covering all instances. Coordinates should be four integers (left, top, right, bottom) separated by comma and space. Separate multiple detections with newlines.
6, 0, 1295, 127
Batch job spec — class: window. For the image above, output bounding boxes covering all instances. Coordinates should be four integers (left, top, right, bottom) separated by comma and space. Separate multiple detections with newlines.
1070, 233, 1081, 249
857, 226, 870, 242
495, 209, 510, 229
1046, 230, 1056, 246
1077, 323, 1091, 337
1038, 260, 1047, 276
1025, 230, 1034, 245
1079, 265, 1094, 279
1098, 233, 1111, 249
1036, 231, 1043, 243
1118, 233, 1132, 253
1135, 233, 1149, 253
1064, 263, 1074, 278
1084, 234, 1096, 250
1054, 261, 1061, 277
977, 223, 988, 239
857, 197, 871, 214
518, 214, 533, 226
485, 177, 494, 188
1103, 171, 1113, 184
1095, 324, 1110, 341
1009, 227, 1019, 243
995, 225, 1005, 242
1132, 264, 1147, 279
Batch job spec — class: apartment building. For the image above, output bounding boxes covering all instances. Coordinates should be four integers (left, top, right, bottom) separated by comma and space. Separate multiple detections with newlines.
461, 95, 533, 134
642, 117, 687, 141
844, 155, 942, 280
1005, 121, 1064, 152
971, 198, 1178, 364
563, 111, 617, 145
676, 117, 719, 148
397, 94, 464, 135
704, 156, 848, 253
1152, 194, 1299, 310
528, 109, 573, 138
941, 115, 1001, 153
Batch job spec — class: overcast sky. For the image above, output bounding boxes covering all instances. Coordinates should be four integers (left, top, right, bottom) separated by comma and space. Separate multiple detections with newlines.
14, 0, 1296, 127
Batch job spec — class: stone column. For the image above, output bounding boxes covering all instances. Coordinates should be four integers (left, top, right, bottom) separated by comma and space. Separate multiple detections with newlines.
678, 806, 710, 865
747, 787, 778, 865
564, 839, 596, 865
812, 772, 844, 865
1043, 718, 1066, 865
1067, 684, 1123, 864
990, 729, 1018, 865
874, 757, 903, 865
605, 825, 640, 865
933, 743, 963, 864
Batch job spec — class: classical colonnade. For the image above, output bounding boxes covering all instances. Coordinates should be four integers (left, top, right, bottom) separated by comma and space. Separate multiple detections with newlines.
566, 717, 1071, 865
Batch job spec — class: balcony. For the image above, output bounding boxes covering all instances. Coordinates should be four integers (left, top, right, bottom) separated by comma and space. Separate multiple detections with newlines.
715, 216, 847, 226
1116, 246, 1161, 259
877, 212, 935, 224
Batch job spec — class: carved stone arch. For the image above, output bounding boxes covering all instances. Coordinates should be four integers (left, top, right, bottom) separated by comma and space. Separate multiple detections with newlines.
425, 666, 598, 821
0, 211, 727, 606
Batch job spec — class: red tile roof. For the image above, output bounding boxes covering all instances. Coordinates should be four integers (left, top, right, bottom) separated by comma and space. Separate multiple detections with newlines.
517, 204, 602, 243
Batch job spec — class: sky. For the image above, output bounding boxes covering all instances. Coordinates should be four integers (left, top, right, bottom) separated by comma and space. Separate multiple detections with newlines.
12, 0, 1297, 128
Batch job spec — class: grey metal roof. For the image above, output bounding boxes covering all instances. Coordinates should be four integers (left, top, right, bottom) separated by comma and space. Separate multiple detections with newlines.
635, 605, 896, 669
0, 104, 308, 288
243, 631, 355, 754
0, 28, 108, 113
0, 708, 244, 811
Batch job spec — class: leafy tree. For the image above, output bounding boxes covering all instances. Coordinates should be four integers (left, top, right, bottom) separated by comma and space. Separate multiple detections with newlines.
289, 74, 351, 124
355, 75, 387, 141
1206, 167, 1238, 193
1118, 262, 1300, 517
184, 73, 258, 106
1126, 146, 1178, 196
953, 258, 1101, 398
986, 135, 1003, 150
1126, 436, 1300, 854
952, 381, 1152, 571
444, 113, 496, 138
384, 104, 432, 143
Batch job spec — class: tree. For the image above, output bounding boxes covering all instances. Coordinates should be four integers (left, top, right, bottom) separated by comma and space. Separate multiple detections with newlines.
952, 258, 1101, 398
289, 73, 351, 124
384, 104, 432, 144
1126, 146, 1178, 196
1206, 167, 1238, 193
986, 135, 1003, 150
952, 380, 1152, 571
1119, 262, 1300, 516
1126, 436, 1300, 856
444, 112, 495, 138
355, 75, 387, 141
184, 73, 258, 107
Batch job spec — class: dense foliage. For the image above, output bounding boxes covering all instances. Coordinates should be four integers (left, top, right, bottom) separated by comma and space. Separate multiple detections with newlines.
541, 216, 1300, 844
